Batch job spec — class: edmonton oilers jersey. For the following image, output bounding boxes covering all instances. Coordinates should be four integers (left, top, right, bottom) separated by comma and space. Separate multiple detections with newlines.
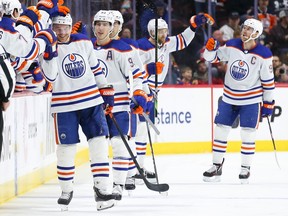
137, 27, 195, 94
215, 38, 274, 105
50, 34, 106, 113
91, 38, 143, 113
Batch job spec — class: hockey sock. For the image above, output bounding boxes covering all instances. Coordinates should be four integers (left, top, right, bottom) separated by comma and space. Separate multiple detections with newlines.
111, 136, 130, 185
135, 121, 148, 168
56, 144, 77, 192
88, 136, 111, 191
240, 127, 256, 167
127, 138, 137, 178
212, 124, 231, 164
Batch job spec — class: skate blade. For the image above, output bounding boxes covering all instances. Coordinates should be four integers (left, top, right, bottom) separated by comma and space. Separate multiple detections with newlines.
240, 178, 249, 184
97, 199, 115, 211
203, 176, 221, 182
59, 204, 68, 211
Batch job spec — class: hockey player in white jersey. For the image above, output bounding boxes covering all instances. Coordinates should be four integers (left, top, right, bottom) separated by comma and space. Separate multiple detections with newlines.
202, 18, 275, 184
8, 0, 70, 93
49, 13, 117, 211
0, 3, 57, 62
91, 10, 147, 200
109, 9, 153, 192
135, 13, 215, 180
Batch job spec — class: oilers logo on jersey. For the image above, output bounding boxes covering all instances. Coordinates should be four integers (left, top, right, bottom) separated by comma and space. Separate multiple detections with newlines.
230, 60, 249, 81
62, 53, 86, 78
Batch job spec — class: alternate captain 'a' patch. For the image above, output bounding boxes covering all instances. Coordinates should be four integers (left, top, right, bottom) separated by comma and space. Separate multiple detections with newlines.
230, 60, 249, 81
62, 53, 86, 78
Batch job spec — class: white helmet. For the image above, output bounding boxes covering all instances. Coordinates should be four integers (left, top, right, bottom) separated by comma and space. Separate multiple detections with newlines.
243, 18, 263, 40
93, 10, 114, 27
110, 10, 124, 25
110, 10, 124, 37
52, 13, 72, 26
2, 0, 22, 19
147, 18, 168, 38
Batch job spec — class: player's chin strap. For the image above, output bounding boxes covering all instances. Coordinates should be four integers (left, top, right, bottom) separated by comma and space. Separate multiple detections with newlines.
95, 27, 113, 43
243, 30, 260, 43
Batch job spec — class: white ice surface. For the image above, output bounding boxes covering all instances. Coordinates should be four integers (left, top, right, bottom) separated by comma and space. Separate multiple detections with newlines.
1, 152, 288, 216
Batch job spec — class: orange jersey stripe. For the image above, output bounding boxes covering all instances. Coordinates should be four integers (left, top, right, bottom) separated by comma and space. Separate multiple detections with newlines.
52, 89, 99, 102
224, 88, 263, 97
114, 97, 129, 101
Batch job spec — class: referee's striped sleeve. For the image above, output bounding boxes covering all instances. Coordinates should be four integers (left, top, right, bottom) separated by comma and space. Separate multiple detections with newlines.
0, 60, 14, 102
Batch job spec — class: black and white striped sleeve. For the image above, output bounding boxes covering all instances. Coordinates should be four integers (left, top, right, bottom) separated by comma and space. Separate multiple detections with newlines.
0, 58, 15, 102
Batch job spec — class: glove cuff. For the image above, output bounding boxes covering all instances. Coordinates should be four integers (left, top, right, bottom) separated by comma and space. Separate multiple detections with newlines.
263, 100, 275, 109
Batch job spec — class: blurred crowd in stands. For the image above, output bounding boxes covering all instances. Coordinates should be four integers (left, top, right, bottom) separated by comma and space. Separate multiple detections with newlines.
117, 0, 288, 85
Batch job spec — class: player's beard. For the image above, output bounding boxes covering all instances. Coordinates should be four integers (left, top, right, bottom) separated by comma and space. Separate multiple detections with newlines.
57, 34, 70, 43
157, 36, 166, 47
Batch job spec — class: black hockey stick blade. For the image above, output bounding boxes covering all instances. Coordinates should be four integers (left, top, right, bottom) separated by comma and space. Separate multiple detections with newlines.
109, 113, 169, 192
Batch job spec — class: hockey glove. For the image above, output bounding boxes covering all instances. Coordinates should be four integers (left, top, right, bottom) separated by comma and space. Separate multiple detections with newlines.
99, 85, 115, 115
37, 0, 70, 17
190, 13, 215, 31
205, 37, 220, 51
16, 6, 41, 31
146, 62, 164, 75
261, 100, 275, 117
34, 29, 57, 47
43, 42, 58, 60
71, 21, 88, 36
146, 93, 154, 114
131, 89, 148, 114
53, 5, 70, 17
28, 62, 44, 84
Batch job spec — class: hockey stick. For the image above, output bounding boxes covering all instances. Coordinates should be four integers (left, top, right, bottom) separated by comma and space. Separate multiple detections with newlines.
154, 16, 159, 118
109, 113, 169, 192
142, 112, 160, 135
266, 117, 281, 169
146, 121, 159, 186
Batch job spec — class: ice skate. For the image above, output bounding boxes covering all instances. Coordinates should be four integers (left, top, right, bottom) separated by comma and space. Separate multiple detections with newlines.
93, 186, 116, 211
125, 177, 136, 196
133, 168, 156, 184
57, 191, 73, 211
112, 184, 123, 201
203, 159, 225, 182
145, 168, 157, 183
239, 166, 250, 184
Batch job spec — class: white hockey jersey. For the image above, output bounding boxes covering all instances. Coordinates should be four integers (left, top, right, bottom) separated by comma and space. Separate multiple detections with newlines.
121, 37, 151, 95
0, 17, 46, 61
91, 38, 143, 113
137, 27, 195, 93
203, 38, 275, 105
49, 34, 107, 113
